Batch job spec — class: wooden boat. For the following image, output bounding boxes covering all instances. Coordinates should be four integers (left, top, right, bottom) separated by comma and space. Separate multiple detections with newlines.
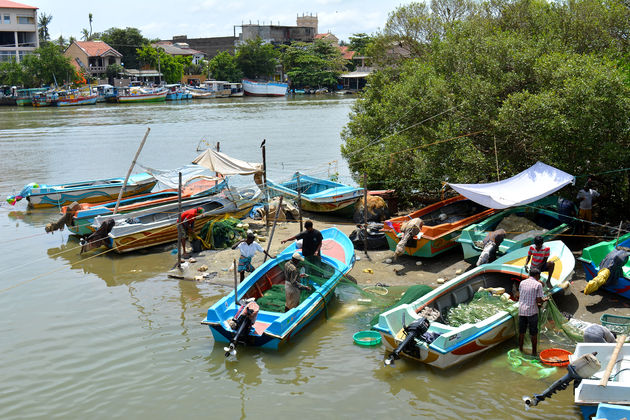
202, 227, 355, 350
15, 87, 47, 106
578, 232, 630, 299
188, 80, 231, 99
92, 187, 261, 253
165, 84, 192, 100
7, 173, 157, 209
108, 87, 168, 103
242, 79, 287, 97
571, 342, 630, 419
64, 178, 226, 236
55, 91, 98, 106
373, 240, 575, 369
228, 82, 244, 97
383, 195, 497, 258
267, 172, 363, 217
458, 204, 571, 263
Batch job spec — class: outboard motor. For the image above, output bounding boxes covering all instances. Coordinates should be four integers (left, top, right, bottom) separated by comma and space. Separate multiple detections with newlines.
224, 299, 259, 357
384, 316, 430, 366
522, 352, 601, 409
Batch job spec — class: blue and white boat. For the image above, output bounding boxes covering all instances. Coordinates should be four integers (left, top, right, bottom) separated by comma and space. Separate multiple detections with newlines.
579, 232, 630, 299
202, 227, 355, 350
242, 79, 287, 97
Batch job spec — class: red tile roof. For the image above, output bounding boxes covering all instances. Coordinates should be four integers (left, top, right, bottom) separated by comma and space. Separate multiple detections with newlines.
0, 0, 37, 9
74, 41, 122, 58
339, 46, 356, 60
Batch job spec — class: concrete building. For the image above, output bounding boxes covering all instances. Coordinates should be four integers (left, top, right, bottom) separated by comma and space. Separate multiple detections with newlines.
237, 13, 317, 45
0, 0, 38, 63
153, 41, 205, 64
64, 40, 123, 77
170, 35, 237, 59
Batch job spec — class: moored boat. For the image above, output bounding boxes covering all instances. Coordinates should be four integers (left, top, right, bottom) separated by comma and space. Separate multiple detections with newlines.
202, 227, 355, 350
7, 173, 157, 208
578, 232, 630, 298
187, 80, 231, 99
383, 195, 497, 258
228, 82, 244, 97
242, 79, 288, 97
458, 202, 571, 263
373, 240, 575, 369
109, 86, 168, 103
55, 90, 98, 106
267, 172, 363, 217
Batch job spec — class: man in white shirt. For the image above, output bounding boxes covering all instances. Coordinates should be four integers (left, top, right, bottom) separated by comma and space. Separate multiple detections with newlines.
577, 179, 599, 233
233, 232, 273, 282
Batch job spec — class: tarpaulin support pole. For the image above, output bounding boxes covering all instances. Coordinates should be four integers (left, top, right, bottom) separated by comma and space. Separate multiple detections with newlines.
114, 127, 150, 214
177, 172, 182, 268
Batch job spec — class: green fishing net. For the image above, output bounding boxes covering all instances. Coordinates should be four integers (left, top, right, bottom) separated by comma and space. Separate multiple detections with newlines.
506, 349, 558, 379
198, 217, 245, 249
447, 291, 518, 327
537, 298, 584, 343
369, 285, 433, 326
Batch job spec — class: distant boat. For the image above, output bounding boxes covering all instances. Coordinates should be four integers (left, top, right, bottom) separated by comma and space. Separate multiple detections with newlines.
15, 87, 48, 106
228, 82, 244, 97
7, 173, 157, 208
267, 172, 363, 217
108, 87, 168, 103
165, 84, 192, 100
188, 80, 231, 99
55, 90, 98, 107
242, 79, 287, 97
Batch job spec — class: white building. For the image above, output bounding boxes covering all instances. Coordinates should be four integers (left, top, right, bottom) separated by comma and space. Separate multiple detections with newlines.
0, 0, 38, 63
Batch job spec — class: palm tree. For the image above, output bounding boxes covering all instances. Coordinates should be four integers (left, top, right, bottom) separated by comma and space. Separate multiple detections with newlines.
81, 28, 90, 41
38, 13, 52, 42
89, 13, 93, 37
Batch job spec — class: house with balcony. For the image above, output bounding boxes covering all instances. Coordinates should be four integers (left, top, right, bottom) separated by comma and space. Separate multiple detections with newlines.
64, 40, 123, 77
0, 0, 38, 63
153, 41, 205, 64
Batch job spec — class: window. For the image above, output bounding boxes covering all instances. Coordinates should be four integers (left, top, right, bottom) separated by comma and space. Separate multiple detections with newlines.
0, 51, 16, 62
2, 15, 10, 24
17, 16, 34, 25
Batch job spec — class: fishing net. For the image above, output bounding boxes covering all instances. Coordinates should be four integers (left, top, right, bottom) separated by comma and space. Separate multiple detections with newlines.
369, 285, 433, 326
197, 216, 246, 249
447, 291, 518, 327
256, 284, 315, 312
505, 349, 558, 379
537, 298, 584, 343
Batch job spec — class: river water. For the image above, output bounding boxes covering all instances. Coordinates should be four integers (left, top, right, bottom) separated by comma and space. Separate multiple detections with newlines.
0, 97, 577, 419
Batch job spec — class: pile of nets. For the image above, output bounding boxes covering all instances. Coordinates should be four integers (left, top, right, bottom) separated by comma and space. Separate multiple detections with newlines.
256, 284, 315, 312
447, 291, 517, 327
197, 216, 246, 250
496, 214, 547, 241
369, 285, 433, 326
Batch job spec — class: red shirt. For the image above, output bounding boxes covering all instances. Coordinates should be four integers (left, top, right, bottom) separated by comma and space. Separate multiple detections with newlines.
528, 245, 550, 266
179, 208, 199, 223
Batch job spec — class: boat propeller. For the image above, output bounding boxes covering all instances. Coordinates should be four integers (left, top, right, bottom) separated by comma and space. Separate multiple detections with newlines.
224, 299, 259, 358
384, 316, 429, 367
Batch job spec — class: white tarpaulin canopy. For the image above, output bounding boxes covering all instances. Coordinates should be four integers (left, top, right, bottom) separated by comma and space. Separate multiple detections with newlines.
192, 149, 262, 176
447, 162, 574, 209
139, 164, 217, 189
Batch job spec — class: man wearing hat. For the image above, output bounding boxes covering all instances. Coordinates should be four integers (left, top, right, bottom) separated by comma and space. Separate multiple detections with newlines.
284, 252, 311, 312
178, 207, 204, 256
233, 231, 273, 282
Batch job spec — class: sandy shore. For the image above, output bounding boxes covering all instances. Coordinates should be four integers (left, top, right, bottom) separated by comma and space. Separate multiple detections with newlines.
169, 213, 629, 325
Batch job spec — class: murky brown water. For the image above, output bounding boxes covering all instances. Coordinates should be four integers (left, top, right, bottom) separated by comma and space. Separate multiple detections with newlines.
0, 97, 578, 419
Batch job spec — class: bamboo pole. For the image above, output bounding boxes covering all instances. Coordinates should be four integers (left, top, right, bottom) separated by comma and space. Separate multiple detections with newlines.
177, 172, 182, 268
599, 335, 626, 386
297, 173, 303, 232
264, 196, 283, 262
615, 221, 623, 248
233, 259, 239, 305
261, 141, 269, 234
114, 127, 150, 214
363, 173, 369, 257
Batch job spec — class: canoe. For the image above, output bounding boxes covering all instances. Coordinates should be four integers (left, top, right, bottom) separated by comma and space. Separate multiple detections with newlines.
202, 227, 355, 350
571, 343, 630, 419
64, 178, 226, 236
382, 195, 497, 258
458, 204, 571, 263
267, 173, 363, 217
7, 173, 157, 209
578, 232, 630, 299
373, 240, 575, 369
92, 187, 261, 253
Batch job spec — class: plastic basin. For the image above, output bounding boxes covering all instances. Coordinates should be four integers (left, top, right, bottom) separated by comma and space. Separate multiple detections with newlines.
540, 348, 572, 367
353, 330, 381, 346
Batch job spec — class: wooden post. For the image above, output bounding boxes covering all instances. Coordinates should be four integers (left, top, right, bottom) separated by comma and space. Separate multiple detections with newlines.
177, 172, 183, 268
113, 127, 150, 214
493, 135, 500, 182
261, 140, 269, 234
233, 259, 239, 305
264, 196, 283, 262
363, 173, 369, 257
615, 221, 623, 248
215, 141, 220, 178
599, 335, 627, 386
297, 173, 303, 232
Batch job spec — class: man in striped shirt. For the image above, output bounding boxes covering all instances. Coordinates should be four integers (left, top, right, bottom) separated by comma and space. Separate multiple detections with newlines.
517, 267, 548, 356
524, 236, 555, 288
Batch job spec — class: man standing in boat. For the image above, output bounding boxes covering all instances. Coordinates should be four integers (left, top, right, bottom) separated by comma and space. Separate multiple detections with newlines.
517, 267, 548, 356
281, 220, 323, 267
576, 178, 599, 234
284, 252, 311, 312
178, 207, 203, 256
524, 236, 555, 288
233, 231, 274, 282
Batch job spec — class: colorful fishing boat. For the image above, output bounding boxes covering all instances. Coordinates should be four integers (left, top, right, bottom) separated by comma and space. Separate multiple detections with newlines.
458, 202, 571, 263
108, 87, 168, 103
55, 91, 98, 106
267, 173, 363, 217
91, 187, 261, 253
578, 232, 630, 299
7, 173, 157, 209
571, 343, 630, 419
228, 82, 244, 97
202, 227, 355, 350
188, 80, 231, 99
64, 177, 226, 236
383, 195, 497, 258
15, 87, 47, 106
164, 84, 192, 100
374, 240, 575, 369
242, 79, 288, 97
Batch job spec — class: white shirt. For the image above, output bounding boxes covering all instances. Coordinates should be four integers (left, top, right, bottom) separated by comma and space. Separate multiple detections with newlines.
237, 241, 264, 258
577, 189, 599, 210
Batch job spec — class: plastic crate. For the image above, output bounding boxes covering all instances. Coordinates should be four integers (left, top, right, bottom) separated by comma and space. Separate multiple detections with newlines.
600, 313, 630, 335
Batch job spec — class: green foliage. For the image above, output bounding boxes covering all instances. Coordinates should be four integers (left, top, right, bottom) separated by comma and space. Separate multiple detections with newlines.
0, 58, 24, 86
236, 37, 279, 79
18, 42, 77, 87
101, 27, 149, 69
208, 51, 243, 82
106, 63, 124, 79
348, 33, 374, 55
342, 0, 630, 212
282, 40, 346, 88
136, 45, 184, 83
38, 13, 52, 42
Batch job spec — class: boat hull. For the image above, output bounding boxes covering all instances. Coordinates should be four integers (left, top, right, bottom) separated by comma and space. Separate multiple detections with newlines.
578, 232, 630, 298
117, 91, 167, 103
242, 79, 287, 97
56, 95, 98, 106
383, 195, 497, 258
